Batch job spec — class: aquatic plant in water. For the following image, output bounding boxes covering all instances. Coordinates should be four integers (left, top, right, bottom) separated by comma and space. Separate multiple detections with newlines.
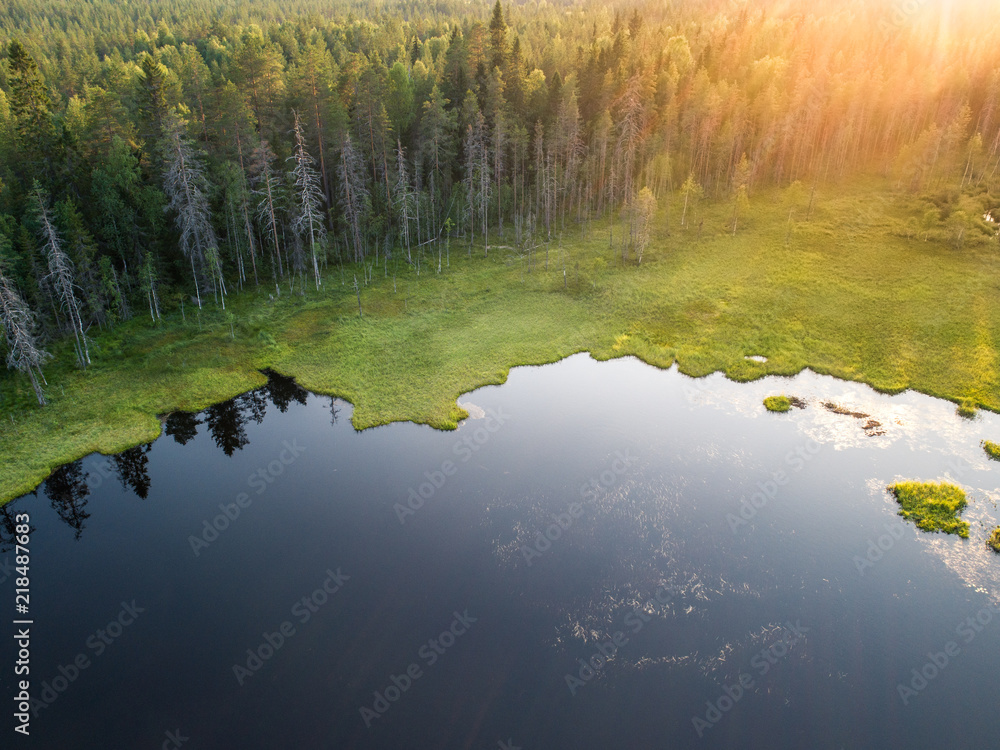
888, 482, 969, 538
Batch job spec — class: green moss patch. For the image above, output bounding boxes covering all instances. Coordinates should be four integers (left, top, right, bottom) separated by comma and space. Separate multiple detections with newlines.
983, 441, 1000, 461
988, 527, 1000, 553
764, 395, 792, 412
4, 178, 1000, 504
888, 481, 970, 538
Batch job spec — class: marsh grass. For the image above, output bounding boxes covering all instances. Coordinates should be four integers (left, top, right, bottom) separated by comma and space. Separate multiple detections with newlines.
957, 398, 979, 419
983, 441, 1000, 461
3, 177, 1000, 503
988, 527, 1000, 553
764, 395, 792, 412
888, 481, 970, 538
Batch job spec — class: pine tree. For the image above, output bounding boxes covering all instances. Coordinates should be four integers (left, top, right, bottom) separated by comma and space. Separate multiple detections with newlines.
137, 53, 169, 160
488, 1, 508, 73
7, 40, 55, 180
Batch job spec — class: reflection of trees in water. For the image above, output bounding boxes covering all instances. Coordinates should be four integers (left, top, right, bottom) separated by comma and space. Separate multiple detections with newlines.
20, 370, 314, 535
165, 411, 200, 445
264, 370, 308, 412
44, 461, 91, 539
240, 389, 268, 424
204, 398, 251, 456
202, 372, 307, 456
112, 443, 153, 499
0, 502, 35, 553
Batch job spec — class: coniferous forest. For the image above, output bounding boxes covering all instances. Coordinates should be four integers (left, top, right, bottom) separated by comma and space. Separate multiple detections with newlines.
5, 5, 1000, 748
2, 0, 1000, 393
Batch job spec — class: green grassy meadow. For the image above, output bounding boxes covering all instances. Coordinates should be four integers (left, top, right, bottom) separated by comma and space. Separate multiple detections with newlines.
2, 178, 999, 503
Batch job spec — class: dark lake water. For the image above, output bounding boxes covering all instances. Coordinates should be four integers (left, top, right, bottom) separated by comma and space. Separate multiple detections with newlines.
2, 354, 999, 749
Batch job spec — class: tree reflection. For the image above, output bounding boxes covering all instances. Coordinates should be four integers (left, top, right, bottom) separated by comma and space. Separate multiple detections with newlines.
45, 461, 91, 539
165, 411, 201, 445
0, 502, 35, 553
239, 389, 268, 425
264, 370, 308, 412
112, 443, 153, 499
204, 397, 251, 456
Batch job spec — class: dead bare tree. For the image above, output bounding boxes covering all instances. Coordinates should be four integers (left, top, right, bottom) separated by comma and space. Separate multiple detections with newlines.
0, 269, 51, 405
338, 133, 368, 263
162, 117, 225, 309
34, 188, 89, 367
250, 139, 285, 290
395, 139, 417, 262
289, 111, 327, 290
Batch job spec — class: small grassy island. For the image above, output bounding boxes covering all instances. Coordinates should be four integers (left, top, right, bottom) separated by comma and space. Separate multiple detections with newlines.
988, 528, 1000, 554
764, 396, 792, 412
888, 482, 970, 538
983, 441, 1000, 461
957, 399, 979, 419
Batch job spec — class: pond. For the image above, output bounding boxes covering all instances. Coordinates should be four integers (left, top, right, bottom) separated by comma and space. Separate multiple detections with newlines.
2, 354, 999, 748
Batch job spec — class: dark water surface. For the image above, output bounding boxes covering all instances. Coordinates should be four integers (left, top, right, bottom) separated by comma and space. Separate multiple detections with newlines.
2, 355, 999, 749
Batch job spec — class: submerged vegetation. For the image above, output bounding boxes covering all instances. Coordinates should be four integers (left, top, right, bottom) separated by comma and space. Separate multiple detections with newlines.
764, 396, 791, 413
888, 482, 970, 538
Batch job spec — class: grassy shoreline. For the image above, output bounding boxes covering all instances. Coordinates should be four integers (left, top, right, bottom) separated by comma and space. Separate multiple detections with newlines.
3, 179, 1000, 504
